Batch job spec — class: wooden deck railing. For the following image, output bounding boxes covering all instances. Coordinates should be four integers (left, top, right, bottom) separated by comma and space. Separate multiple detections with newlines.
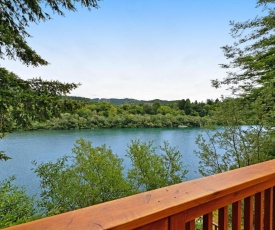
4, 159, 275, 230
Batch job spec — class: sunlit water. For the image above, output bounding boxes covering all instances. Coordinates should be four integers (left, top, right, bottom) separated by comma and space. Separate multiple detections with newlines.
0, 128, 206, 196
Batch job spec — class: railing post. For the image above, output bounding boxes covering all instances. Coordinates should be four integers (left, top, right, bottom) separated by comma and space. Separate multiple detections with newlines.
255, 191, 264, 229
218, 206, 228, 230
232, 201, 241, 230
169, 211, 186, 230
185, 220, 195, 230
203, 213, 212, 230
244, 196, 253, 230
264, 188, 273, 229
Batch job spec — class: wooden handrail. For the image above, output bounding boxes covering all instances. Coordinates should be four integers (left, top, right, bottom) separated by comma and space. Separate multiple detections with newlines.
4, 160, 275, 230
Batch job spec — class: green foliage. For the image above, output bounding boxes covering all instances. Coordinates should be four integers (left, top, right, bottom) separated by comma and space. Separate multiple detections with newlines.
0, 68, 78, 133
196, 1, 275, 176
41, 112, 213, 130
213, 0, 275, 96
126, 140, 187, 192
0, 68, 78, 161
34, 138, 134, 215
0, 177, 41, 228
212, 0, 275, 123
1, 0, 99, 66
33, 138, 188, 215
195, 98, 275, 176
1, 138, 188, 225
195, 131, 228, 176
30, 97, 217, 130
0, 151, 11, 161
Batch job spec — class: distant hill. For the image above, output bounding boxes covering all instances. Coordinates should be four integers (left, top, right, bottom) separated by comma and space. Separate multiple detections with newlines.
65, 96, 178, 105
90, 98, 177, 105
64, 96, 94, 102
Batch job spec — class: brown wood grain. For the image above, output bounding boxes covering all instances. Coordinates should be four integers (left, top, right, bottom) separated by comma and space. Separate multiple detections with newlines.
169, 211, 186, 230
134, 218, 168, 230
244, 196, 253, 230
232, 201, 241, 230
218, 206, 228, 230
264, 188, 273, 229
255, 192, 264, 229
202, 213, 212, 230
185, 220, 195, 230
184, 178, 275, 222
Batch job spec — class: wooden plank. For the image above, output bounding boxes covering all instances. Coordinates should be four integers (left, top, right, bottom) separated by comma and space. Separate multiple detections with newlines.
264, 188, 273, 229
134, 218, 168, 230
255, 192, 264, 230
244, 196, 253, 230
4, 160, 275, 230
218, 206, 228, 230
169, 211, 186, 230
232, 201, 241, 230
203, 213, 212, 230
185, 220, 195, 230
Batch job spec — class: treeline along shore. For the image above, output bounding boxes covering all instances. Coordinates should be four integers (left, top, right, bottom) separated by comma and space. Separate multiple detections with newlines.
28, 97, 220, 130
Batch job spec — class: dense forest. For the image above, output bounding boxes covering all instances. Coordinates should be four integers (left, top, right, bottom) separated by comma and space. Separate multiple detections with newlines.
29, 96, 219, 130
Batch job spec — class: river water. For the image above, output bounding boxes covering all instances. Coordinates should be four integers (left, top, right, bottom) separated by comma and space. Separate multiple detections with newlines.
0, 127, 205, 196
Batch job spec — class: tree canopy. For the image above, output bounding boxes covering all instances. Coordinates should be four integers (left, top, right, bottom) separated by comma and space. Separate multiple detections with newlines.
34, 138, 188, 215
213, 0, 275, 96
0, 177, 40, 228
217, 0, 275, 126
0, 68, 78, 133
1, 0, 98, 160
0, 0, 99, 66
0, 68, 78, 160
196, 0, 275, 176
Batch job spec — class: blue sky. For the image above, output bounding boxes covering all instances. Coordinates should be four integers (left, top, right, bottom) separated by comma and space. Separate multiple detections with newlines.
2, 0, 263, 101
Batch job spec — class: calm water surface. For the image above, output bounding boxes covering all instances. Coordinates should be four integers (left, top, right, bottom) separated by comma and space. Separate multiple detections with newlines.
0, 128, 204, 196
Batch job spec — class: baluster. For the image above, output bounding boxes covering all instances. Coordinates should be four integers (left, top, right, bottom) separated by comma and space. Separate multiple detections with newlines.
264, 188, 273, 229
255, 191, 264, 229
203, 212, 212, 230
169, 212, 186, 230
232, 201, 241, 230
218, 206, 228, 230
244, 196, 253, 230
185, 220, 195, 230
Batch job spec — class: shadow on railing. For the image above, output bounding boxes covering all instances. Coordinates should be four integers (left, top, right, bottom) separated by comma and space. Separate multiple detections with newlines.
5, 160, 275, 230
